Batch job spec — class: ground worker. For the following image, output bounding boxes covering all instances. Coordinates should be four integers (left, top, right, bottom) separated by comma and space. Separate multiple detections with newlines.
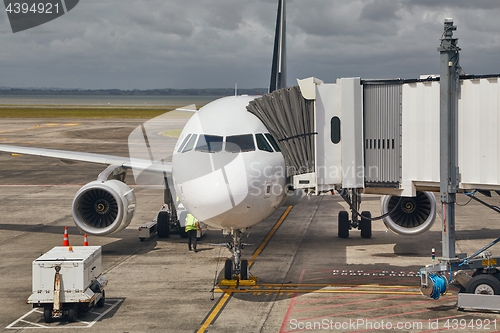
185, 213, 200, 252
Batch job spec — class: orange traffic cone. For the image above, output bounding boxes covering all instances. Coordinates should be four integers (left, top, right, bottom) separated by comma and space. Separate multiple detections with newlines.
83, 234, 88, 246
62, 226, 70, 246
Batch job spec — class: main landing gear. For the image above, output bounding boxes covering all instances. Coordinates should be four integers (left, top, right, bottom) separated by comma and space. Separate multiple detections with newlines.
338, 189, 372, 239
223, 229, 249, 280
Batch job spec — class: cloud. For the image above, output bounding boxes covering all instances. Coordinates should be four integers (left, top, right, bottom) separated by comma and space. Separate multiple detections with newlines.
1, 0, 500, 89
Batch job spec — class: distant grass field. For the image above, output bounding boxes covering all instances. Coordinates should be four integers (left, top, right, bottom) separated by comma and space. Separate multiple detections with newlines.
0, 106, 181, 118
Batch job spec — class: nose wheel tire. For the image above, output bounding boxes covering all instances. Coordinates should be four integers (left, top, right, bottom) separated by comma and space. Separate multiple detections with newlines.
241, 260, 249, 280
224, 259, 232, 280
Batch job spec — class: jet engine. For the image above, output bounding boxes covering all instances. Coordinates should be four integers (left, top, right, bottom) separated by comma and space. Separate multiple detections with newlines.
380, 191, 437, 236
72, 180, 136, 236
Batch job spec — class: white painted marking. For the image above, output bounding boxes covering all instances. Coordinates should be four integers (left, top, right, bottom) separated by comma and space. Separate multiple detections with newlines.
6, 299, 123, 330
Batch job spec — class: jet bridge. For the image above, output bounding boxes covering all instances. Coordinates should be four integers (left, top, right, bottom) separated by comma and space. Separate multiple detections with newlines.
250, 75, 500, 193
247, 74, 500, 238
249, 17, 500, 311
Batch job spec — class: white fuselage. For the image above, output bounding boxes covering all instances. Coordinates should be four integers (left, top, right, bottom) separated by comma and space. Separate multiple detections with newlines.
172, 96, 287, 230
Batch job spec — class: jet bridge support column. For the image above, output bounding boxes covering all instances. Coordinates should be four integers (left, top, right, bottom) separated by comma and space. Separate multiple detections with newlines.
439, 18, 461, 260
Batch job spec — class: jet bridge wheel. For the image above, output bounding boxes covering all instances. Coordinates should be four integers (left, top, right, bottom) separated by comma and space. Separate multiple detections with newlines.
224, 259, 233, 280
338, 211, 350, 238
157, 211, 170, 238
360, 211, 372, 239
466, 274, 500, 295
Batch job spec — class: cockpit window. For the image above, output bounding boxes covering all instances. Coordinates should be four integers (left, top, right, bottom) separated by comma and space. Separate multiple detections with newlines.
256, 133, 274, 152
195, 135, 223, 153
225, 134, 255, 153
177, 134, 192, 153
181, 134, 198, 153
265, 133, 281, 152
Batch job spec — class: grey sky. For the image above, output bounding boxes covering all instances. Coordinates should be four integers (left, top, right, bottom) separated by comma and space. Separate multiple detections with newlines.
1, 0, 500, 89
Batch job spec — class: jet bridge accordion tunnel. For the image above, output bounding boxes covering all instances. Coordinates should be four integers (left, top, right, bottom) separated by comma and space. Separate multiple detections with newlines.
247, 75, 500, 236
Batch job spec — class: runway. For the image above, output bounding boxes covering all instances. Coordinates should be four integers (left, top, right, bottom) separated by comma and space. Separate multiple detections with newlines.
1, 116, 500, 332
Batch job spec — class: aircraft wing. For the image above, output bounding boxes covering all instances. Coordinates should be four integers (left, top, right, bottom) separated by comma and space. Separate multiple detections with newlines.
0, 144, 172, 174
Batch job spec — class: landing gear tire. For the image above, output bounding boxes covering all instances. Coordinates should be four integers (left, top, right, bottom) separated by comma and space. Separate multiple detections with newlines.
338, 211, 349, 238
43, 305, 52, 323
466, 274, 500, 295
67, 303, 78, 322
240, 260, 249, 280
96, 290, 105, 308
179, 227, 188, 238
157, 211, 170, 238
224, 259, 232, 280
360, 211, 372, 239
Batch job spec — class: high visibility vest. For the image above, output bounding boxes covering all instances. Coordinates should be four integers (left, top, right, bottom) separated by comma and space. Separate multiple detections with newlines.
185, 214, 198, 232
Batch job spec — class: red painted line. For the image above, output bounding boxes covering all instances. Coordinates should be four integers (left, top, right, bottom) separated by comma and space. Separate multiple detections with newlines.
279, 268, 305, 333
293, 294, 352, 306
293, 295, 409, 314
292, 298, 442, 323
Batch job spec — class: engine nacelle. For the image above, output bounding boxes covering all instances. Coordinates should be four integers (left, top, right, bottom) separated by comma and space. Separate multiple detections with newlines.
72, 180, 136, 236
380, 191, 437, 236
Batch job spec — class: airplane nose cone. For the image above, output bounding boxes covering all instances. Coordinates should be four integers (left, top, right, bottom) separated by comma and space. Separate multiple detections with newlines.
176, 153, 256, 227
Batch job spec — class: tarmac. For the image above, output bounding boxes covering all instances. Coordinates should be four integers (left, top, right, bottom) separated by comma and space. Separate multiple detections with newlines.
1, 115, 500, 332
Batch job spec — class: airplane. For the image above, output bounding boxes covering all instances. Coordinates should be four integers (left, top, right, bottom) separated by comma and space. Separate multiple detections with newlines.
0, 0, 436, 280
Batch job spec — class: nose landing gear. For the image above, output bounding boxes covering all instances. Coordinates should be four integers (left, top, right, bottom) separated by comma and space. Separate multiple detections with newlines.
222, 229, 253, 284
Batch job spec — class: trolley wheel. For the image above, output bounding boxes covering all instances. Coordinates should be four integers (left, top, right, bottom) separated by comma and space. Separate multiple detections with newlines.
96, 290, 105, 308
360, 211, 372, 239
338, 211, 350, 238
224, 259, 233, 280
466, 274, 500, 295
67, 303, 78, 322
241, 260, 249, 280
157, 211, 170, 238
43, 305, 52, 323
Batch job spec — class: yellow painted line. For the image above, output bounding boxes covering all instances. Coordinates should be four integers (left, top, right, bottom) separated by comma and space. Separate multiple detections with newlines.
0, 122, 79, 135
249, 205, 293, 267
243, 283, 417, 289
0, 125, 39, 134
197, 291, 232, 333
197, 206, 293, 333
212, 288, 423, 295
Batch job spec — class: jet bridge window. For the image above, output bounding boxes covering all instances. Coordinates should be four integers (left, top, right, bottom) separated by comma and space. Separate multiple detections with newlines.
195, 135, 223, 153
226, 134, 255, 153
330, 117, 341, 144
256, 133, 274, 152
181, 134, 198, 153
265, 133, 281, 152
